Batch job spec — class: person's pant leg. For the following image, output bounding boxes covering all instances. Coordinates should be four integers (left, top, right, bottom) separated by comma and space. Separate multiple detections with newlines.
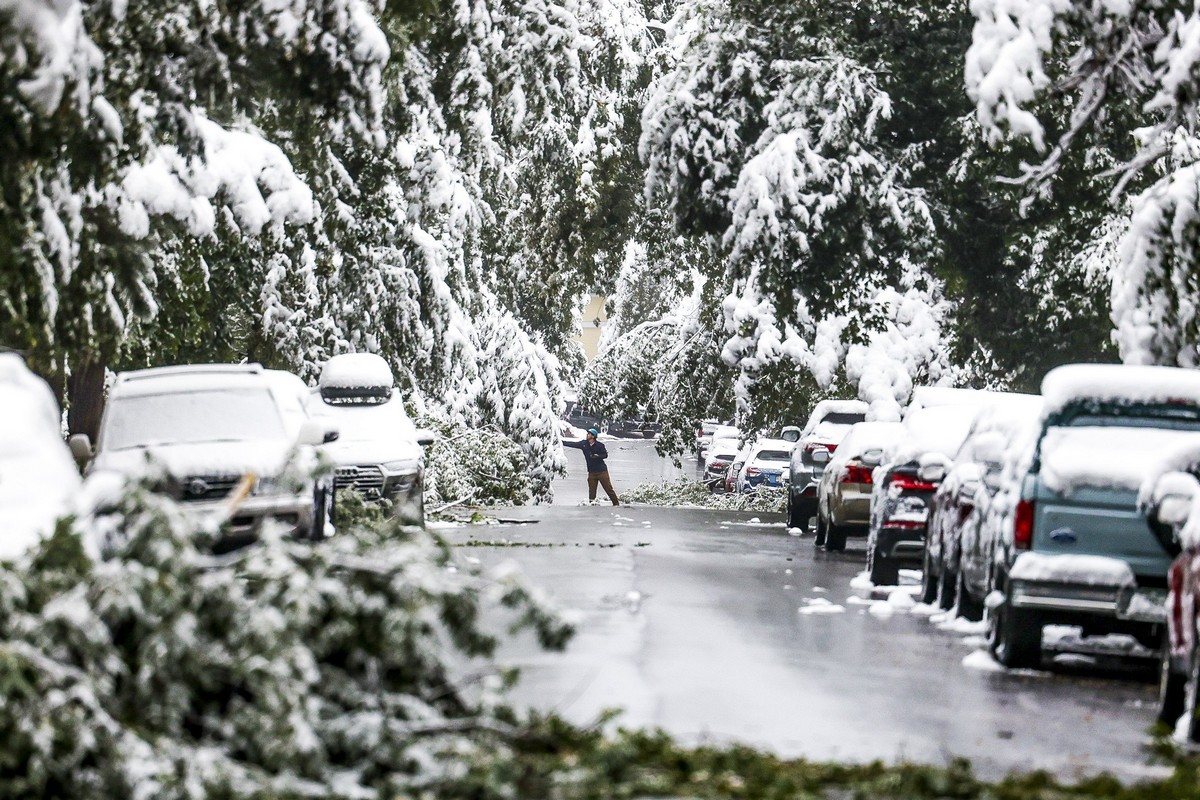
587, 472, 599, 501
597, 471, 619, 506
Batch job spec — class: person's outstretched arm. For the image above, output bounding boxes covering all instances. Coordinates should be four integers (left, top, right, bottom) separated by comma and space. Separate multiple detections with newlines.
563, 439, 585, 450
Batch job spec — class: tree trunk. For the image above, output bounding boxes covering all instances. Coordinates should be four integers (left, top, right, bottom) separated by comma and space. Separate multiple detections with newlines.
67, 359, 107, 440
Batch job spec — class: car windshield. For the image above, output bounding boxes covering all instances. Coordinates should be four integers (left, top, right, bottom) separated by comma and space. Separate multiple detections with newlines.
755, 450, 791, 462
103, 389, 287, 450
309, 397, 415, 442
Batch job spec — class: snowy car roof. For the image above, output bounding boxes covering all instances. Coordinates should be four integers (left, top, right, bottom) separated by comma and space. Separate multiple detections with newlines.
110, 363, 273, 398
1041, 363, 1200, 417
802, 399, 868, 435
319, 352, 394, 391
830, 422, 905, 464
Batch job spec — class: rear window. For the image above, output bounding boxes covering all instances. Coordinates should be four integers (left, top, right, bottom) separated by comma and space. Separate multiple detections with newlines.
756, 450, 791, 462
821, 412, 866, 426
1060, 402, 1200, 433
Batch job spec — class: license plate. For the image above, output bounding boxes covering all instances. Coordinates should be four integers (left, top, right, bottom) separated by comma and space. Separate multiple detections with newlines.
1117, 587, 1167, 622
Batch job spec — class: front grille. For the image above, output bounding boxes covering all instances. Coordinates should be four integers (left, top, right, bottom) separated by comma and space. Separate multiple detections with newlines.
180, 475, 243, 502
335, 465, 386, 493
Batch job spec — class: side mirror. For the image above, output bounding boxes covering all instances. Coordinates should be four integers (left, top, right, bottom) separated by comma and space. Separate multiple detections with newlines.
69, 433, 93, 463
918, 463, 947, 483
323, 429, 340, 444
298, 421, 327, 446
860, 447, 884, 467
416, 428, 436, 447
811, 447, 830, 465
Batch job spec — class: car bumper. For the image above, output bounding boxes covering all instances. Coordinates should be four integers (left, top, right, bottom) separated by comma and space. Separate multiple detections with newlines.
1009, 580, 1166, 623
182, 493, 313, 535
829, 491, 871, 527
874, 525, 925, 565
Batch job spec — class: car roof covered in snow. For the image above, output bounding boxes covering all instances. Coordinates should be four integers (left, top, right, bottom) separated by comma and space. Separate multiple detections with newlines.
319, 352, 394, 391
1042, 363, 1200, 417
831, 422, 905, 464
802, 399, 868, 435
111, 363, 273, 398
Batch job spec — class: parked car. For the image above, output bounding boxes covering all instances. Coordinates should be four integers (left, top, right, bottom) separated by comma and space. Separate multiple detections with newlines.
982, 364, 1200, 669
0, 354, 81, 559
704, 438, 741, 489
695, 419, 723, 457
814, 422, 904, 550
736, 438, 793, 493
565, 403, 602, 433
865, 402, 983, 586
71, 363, 337, 546
922, 394, 1043, 614
307, 353, 433, 525
725, 443, 753, 493
787, 400, 868, 529
1139, 465, 1200, 737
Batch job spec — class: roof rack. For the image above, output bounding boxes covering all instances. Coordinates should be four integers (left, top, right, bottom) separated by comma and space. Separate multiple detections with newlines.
116, 363, 264, 383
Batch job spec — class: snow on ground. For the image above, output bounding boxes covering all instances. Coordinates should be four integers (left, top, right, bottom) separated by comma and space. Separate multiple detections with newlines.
798, 597, 846, 615
962, 649, 1005, 673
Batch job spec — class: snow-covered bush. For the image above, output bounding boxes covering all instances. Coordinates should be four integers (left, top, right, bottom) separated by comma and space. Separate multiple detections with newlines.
418, 415, 535, 508
622, 478, 787, 514
0, 478, 570, 798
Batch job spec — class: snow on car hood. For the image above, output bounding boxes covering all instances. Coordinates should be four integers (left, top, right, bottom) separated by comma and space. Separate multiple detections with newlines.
320, 436, 422, 468
1041, 426, 1200, 494
91, 439, 295, 479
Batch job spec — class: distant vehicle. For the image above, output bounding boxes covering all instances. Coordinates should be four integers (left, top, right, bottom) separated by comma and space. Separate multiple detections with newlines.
695, 419, 725, 457
737, 438, 793, 493
923, 395, 1043, 617
71, 363, 337, 546
814, 422, 904, 550
307, 353, 433, 526
0, 354, 81, 559
982, 365, 1200, 669
565, 402, 602, 433
864, 403, 984, 586
788, 400, 868, 530
704, 438, 741, 489
725, 443, 753, 494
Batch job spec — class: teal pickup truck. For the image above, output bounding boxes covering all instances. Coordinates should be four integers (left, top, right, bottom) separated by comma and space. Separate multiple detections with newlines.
985, 364, 1200, 669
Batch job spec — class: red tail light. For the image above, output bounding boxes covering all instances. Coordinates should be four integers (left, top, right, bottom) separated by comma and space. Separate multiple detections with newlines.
805, 441, 839, 455
841, 465, 873, 484
1013, 498, 1035, 550
746, 466, 762, 477
888, 475, 937, 492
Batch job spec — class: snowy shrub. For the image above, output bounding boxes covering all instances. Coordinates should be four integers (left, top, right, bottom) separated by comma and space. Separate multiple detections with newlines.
418, 415, 534, 508
622, 478, 787, 514
0, 478, 570, 798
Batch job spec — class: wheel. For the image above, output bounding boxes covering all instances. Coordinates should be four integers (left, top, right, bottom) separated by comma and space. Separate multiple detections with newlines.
919, 551, 939, 604
825, 522, 847, 552
955, 568, 983, 621
1157, 629, 1187, 729
936, 565, 957, 611
869, 547, 899, 586
988, 586, 1041, 669
787, 496, 806, 530
814, 514, 827, 547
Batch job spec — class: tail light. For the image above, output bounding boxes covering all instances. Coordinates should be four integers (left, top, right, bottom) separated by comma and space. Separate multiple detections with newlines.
841, 465, 873, 484
1013, 498, 1035, 550
804, 441, 838, 455
746, 466, 762, 477
888, 475, 936, 492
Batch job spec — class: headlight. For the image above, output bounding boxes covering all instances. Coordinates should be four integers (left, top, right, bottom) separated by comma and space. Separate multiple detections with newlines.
254, 475, 283, 495
382, 459, 420, 474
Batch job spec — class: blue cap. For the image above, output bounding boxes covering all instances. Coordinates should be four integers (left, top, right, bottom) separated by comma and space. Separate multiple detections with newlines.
587, 428, 599, 436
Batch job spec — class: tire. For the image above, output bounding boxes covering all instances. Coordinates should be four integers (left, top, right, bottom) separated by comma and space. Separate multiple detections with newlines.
1158, 630, 1187, 729
955, 568, 983, 622
814, 514, 827, 547
919, 551, 939, 605
869, 548, 899, 586
988, 587, 1041, 669
825, 522, 847, 552
787, 497, 806, 530
937, 565, 957, 611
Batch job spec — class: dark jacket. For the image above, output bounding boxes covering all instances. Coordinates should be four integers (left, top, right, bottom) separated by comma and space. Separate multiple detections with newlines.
564, 437, 610, 473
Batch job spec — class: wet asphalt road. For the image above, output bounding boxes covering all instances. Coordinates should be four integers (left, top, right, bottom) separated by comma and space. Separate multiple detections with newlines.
437, 441, 1165, 782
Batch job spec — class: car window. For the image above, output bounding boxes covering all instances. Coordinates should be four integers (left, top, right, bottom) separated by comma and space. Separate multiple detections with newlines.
755, 450, 791, 462
102, 389, 287, 450
820, 412, 866, 426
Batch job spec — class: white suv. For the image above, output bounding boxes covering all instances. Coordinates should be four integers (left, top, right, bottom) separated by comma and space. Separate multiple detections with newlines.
71, 363, 335, 544
306, 354, 432, 525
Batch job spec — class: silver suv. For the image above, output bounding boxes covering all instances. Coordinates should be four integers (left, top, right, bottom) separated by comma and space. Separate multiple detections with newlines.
71, 364, 336, 544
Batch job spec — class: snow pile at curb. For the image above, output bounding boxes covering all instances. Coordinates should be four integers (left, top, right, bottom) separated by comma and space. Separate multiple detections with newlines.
621, 478, 786, 513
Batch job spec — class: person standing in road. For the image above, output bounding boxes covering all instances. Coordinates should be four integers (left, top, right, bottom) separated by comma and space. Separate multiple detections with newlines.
564, 428, 620, 506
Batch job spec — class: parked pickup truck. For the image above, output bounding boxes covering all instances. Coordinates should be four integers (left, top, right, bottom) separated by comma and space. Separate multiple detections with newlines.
985, 364, 1200, 669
